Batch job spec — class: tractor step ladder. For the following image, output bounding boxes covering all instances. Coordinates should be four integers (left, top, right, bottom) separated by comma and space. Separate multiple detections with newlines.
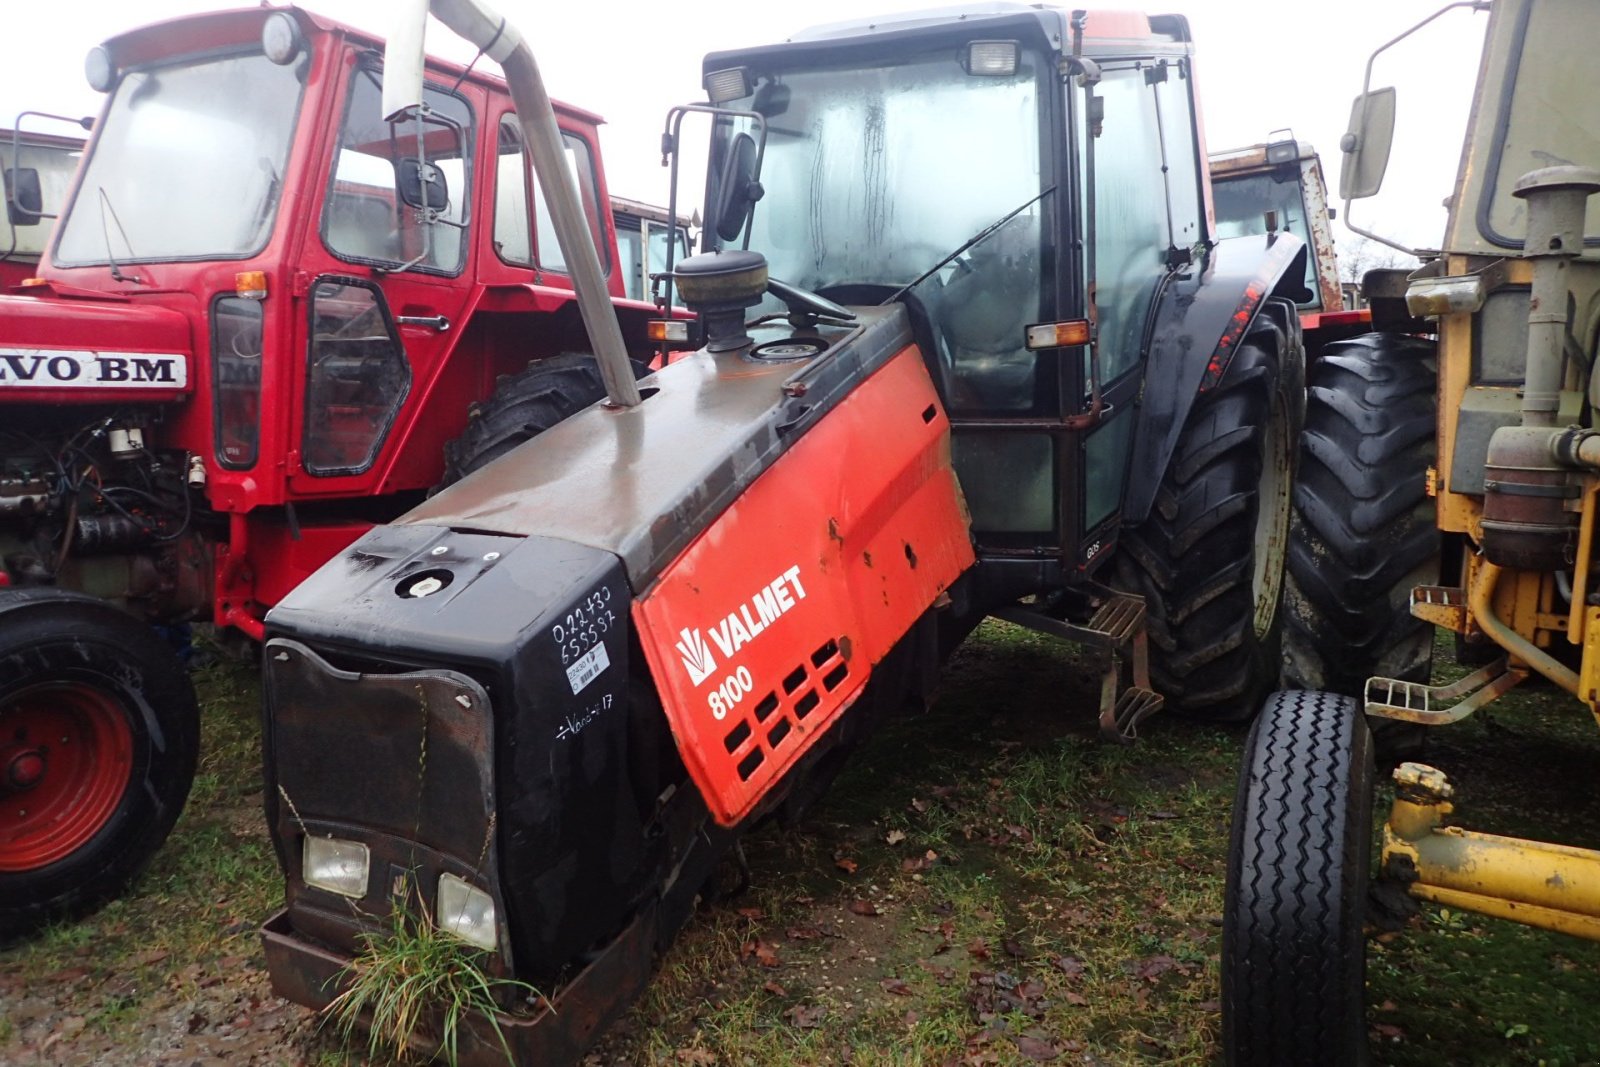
993, 593, 1164, 743
1365, 656, 1527, 725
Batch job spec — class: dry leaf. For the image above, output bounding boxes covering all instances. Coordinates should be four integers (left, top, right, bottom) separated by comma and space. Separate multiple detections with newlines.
849, 899, 880, 917
835, 856, 860, 875
881, 977, 914, 996
1014, 1035, 1058, 1061
885, 829, 907, 845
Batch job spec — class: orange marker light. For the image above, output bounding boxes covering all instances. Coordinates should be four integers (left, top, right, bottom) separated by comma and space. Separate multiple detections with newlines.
647, 319, 690, 344
1024, 319, 1091, 350
20, 277, 47, 287
235, 270, 268, 300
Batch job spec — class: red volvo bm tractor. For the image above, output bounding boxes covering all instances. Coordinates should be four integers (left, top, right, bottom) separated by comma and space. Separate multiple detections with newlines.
0, 5, 666, 938
257, 0, 1312, 1060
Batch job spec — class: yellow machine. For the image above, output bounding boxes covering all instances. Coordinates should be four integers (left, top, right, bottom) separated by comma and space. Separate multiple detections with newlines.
1222, 1, 1600, 1062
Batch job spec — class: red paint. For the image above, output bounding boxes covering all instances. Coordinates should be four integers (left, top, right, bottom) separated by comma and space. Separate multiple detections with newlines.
634, 348, 975, 825
0, 684, 134, 871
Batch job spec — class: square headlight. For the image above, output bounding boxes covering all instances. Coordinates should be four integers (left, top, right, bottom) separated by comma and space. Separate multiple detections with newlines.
302, 836, 370, 898
437, 873, 498, 951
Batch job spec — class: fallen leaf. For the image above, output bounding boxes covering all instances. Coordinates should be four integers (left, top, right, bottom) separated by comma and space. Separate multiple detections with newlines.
737, 907, 764, 921
1014, 1035, 1058, 1061
911, 797, 931, 813
849, 899, 880, 917
1134, 954, 1177, 982
1063, 991, 1089, 1007
885, 829, 908, 846
881, 977, 914, 996
1377, 1000, 1399, 1013
762, 980, 788, 997
786, 925, 824, 941
1050, 955, 1085, 977
787, 1003, 827, 1029
835, 856, 860, 875
1002, 937, 1028, 959
967, 936, 990, 960
741, 940, 781, 967
1373, 1023, 1405, 1041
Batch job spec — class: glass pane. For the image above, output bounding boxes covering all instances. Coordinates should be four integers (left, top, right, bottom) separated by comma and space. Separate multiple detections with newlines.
616, 219, 644, 300
951, 432, 1054, 534
1211, 170, 1319, 301
1082, 413, 1134, 529
4, 141, 82, 256
1090, 66, 1170, 383
1153, 63, 1202, 250
304, 279, 409, 474
213, 297, 263, 469
646, 221, 687, 305
493, 118, 531, 265
323, 68, 471, 273
55, 51, 303, 264
532, 136, 609, 274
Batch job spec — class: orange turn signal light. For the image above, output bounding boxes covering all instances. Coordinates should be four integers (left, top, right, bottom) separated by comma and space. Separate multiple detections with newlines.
20, 276, 47, 287
647, 319, 691, 345
235, 270, 268, 300
1024, 319, 1091, 350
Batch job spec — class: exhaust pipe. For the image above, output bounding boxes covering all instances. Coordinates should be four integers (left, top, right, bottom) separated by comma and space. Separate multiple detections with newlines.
383, 0, 641, 408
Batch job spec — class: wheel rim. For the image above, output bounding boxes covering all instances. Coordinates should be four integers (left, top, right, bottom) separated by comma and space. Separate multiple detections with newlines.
1251, 391, 1293, 638
0, 683, 134, 871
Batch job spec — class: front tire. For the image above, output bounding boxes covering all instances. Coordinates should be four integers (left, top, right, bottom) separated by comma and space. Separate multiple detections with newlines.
1222, 689, 1373, 1067
0, 590, 200, 941
1113, 305, 1303, 720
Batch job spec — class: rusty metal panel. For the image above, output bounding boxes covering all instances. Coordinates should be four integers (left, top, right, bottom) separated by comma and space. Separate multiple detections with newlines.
631, 347, 974, 826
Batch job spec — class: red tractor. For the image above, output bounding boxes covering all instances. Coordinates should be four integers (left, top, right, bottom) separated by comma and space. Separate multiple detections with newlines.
258, 1, 1312, 1060
0, 6, 665, 939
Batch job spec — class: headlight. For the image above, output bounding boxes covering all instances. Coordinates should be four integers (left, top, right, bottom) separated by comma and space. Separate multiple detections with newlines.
302, 836, 370, 898
1405, 274, 1486, 317
436, 873, 497, 951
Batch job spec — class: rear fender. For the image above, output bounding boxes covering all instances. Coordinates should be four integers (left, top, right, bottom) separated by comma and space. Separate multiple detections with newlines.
1122, 233, 1307, 526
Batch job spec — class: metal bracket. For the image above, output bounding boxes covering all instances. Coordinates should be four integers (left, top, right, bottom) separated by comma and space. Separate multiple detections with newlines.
1365, 656, 1527, 724
993, 593, 1164, 743
1409, 584, 1469, 632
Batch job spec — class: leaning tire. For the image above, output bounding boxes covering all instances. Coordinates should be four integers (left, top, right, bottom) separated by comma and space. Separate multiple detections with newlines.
1222, 690, 1373, 1067
0, 590, 200, 941
1281, 333, 1437, 760
439, 353, 644, 485
1113, 304, 1303, 719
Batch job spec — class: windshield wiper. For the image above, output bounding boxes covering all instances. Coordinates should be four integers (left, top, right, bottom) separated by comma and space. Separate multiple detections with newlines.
97, 186, 143, 285
881, 186, 1056, 306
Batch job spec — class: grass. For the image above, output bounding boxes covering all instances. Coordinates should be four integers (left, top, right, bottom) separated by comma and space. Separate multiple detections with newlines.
324, 885, 539, 1067
3, 622, 1599, 1066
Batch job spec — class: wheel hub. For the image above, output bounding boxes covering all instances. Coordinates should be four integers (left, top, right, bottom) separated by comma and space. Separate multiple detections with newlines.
4, 747, 45, 791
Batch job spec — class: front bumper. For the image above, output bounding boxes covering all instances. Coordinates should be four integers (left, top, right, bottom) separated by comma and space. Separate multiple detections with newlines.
261, 902, 658, 1065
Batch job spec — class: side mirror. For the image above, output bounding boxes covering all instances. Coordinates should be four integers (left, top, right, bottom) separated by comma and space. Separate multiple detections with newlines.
396, 157, 449, 211
4, 168, 43, 227
1339, 86, 1397, 201
711, 131, 762, 245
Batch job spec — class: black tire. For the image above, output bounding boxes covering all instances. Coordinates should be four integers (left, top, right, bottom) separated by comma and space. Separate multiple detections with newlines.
1223, 689, 1373, 1067
1283, 332, 1437, 689
439, 353, 643, 485
0, 590, 200, 941
1113, 306, 1303, 720
1281, 333, 1437, 758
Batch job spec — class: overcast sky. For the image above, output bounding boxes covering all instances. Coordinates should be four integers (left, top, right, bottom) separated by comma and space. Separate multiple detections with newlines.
0, 0, 1489, 257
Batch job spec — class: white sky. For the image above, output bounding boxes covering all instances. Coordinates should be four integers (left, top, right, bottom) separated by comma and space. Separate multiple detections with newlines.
0, 0, 1489, 256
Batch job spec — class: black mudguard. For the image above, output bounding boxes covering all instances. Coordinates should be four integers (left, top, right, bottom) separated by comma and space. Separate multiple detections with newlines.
1122, 232, 1308, 526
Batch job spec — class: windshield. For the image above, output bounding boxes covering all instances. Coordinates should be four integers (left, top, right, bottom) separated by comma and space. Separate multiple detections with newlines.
55, 50, 304, 266
1212, 170, 1320, 305
718, 49, 1046, 305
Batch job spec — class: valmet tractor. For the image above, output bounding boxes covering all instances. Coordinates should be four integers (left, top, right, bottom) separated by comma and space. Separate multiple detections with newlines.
1224, 0, 1600, 1062
1209, 134, 1377, 353
0, 5, 665, 939
259, 0, 1309, 1060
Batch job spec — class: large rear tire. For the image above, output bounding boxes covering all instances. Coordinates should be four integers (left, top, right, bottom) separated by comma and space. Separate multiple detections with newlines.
1222, 689, 1373, 1067
1113, 305, 1303, 720
1281, 333, 1437, 758
0, 590, 200, 941
440, 353, 644, 485
1283, 332, 1437, 689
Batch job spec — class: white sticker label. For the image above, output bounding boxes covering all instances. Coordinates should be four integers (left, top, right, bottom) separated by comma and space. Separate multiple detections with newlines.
565, 642, 610, 695
0, 349, 188, 389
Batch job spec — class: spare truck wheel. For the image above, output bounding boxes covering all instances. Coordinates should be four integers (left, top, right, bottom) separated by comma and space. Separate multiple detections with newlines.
439, 352, 648, 485
0, 590, 199, 941
1281, 332, 1438, 761
1113, 301, 1303, 720
1222, 689, 1373, 1067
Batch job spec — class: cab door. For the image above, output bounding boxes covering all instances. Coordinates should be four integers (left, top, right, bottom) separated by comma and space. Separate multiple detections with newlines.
289, 56, 479, 495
